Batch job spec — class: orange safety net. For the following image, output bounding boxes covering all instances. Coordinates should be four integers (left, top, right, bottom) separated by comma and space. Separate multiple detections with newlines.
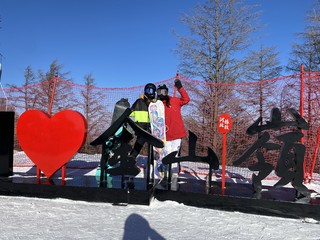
1, 72, 319, 181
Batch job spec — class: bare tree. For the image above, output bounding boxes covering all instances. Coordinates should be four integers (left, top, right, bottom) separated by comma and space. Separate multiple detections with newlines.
246, 46, 282, 81
78, 73, 109, 153
175, 0, 260, 82
6, 66, 40, 114
17, 66, 37, 108
287, 34, 320, 73
287, 1, 320, 72
244, 45, 282, 122
35, 60, 75, 114
286, 1, 320, 144
175, 0, 260, 148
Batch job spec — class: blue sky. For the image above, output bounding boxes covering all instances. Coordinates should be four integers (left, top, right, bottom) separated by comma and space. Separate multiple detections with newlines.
0, 0, 316, 88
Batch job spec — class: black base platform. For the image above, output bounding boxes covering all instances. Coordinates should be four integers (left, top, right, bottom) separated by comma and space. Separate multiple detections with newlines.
0, 175, 155, 205
156, 178, 320, 220
0, 172, 319, 221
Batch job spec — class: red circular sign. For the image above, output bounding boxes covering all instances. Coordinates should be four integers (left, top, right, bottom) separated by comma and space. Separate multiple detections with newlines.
218, 113, 232, 134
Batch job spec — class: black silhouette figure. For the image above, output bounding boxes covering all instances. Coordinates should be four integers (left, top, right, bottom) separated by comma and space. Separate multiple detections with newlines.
91, 107, 164, 188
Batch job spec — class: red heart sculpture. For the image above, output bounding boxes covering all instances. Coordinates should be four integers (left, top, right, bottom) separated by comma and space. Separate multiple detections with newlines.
17, 110, 87, 178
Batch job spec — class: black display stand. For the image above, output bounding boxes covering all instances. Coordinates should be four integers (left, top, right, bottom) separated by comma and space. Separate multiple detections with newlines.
0, 112, 14, 176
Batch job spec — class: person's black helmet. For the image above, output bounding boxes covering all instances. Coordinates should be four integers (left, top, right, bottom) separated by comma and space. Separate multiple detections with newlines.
157, 84, 168, 94
144, 83, 156, 100
157, 84, 169, 100
157, 84, 168, 91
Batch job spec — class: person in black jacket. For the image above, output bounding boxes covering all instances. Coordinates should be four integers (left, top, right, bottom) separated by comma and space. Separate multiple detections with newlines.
130, 83, 156, 159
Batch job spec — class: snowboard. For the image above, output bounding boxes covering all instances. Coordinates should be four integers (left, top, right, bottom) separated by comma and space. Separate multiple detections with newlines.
111, 98, 130, 124
91, 98, 131, 146
148, 100, 168, 179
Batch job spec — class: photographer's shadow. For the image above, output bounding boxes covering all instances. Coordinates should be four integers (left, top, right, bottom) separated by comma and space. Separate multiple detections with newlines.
123, 213, 165, 240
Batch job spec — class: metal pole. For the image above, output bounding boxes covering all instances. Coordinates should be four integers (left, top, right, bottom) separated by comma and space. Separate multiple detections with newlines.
0, 63, 8, 111
221, 133, 227, 195
299, 64, 305, 126
48, 76, 58, 116
299, 64, 307, 180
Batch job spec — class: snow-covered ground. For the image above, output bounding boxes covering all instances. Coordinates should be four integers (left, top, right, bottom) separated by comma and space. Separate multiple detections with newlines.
2, 152, 319, 239
0, 195, 319, 240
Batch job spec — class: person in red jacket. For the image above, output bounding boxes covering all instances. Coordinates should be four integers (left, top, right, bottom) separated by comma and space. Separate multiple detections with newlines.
157, 79, 190, 176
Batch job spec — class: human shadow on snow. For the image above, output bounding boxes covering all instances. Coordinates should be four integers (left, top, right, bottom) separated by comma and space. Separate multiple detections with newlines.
122, 213, 165, 240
